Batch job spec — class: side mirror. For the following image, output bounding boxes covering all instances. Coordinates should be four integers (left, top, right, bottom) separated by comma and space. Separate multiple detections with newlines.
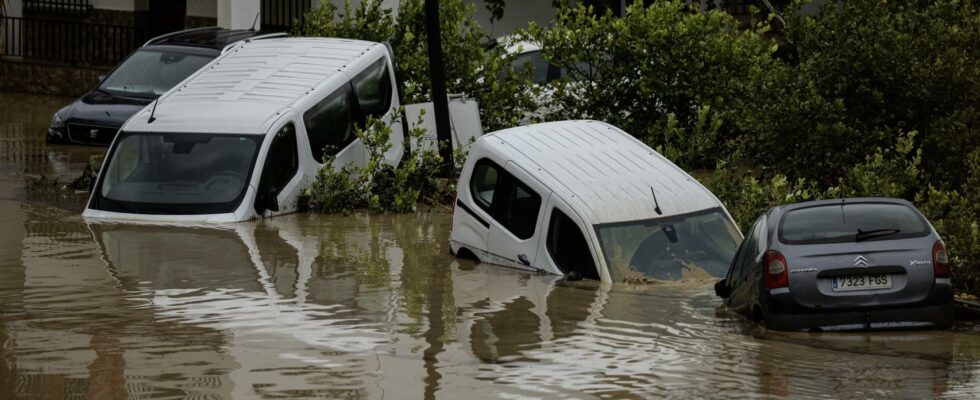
97, 74, 106, 82
266, 186, 279, 212
714, 279, 730, 298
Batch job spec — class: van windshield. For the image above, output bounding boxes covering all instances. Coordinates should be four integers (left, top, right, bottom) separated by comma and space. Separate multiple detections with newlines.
92, 131, 262, 214
595, 209, 741, 282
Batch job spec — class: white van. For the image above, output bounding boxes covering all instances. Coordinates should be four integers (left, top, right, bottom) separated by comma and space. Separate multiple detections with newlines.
83, 37, 406, 223
450, 120, 744, 283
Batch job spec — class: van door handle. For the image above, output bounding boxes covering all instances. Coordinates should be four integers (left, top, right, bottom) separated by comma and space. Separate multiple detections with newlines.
518, 254, 530, 266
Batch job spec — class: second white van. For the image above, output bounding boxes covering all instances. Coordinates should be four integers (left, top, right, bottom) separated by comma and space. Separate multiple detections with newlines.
450, 120, 744, 283
84, 37, 406, 223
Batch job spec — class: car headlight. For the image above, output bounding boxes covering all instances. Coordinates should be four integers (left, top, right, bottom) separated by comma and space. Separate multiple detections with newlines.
50, 111, 66, 129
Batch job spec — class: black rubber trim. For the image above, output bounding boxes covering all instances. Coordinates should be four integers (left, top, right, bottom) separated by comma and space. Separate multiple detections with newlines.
456, 199, 489, 228
816, 266, 907, 278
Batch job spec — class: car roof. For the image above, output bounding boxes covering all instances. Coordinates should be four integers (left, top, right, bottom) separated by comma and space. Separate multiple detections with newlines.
123, 37, 384, 135
504, 40, 541, 55
480, 120, 726, 225
145, 27, 259, 50
769, 197, 916, 221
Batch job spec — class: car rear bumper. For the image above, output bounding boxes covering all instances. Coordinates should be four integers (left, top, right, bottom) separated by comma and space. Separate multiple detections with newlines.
765, 283, 954, 331
766, 303, 954, 331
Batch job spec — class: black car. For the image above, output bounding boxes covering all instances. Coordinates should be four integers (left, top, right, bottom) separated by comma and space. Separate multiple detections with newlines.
715, 198, 953, 331
47, 27, 266, 145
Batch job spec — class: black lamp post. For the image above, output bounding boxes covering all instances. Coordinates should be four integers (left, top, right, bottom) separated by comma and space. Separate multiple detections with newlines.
424, 0, 454, 177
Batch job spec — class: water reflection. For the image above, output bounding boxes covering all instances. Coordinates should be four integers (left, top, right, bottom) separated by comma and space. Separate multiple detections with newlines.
3, 90, 980, 399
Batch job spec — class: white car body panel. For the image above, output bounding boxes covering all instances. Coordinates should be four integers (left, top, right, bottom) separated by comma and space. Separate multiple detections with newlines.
83, 37, 405, 223
450, 120, 740, 282
405, 96, 484, 153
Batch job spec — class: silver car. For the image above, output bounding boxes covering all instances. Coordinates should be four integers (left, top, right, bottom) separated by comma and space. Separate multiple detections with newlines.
715, 198, 953, 331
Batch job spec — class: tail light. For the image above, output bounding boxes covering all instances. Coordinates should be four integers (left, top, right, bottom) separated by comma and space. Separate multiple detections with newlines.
765, 250, 789, 289
933, 240, 950, 279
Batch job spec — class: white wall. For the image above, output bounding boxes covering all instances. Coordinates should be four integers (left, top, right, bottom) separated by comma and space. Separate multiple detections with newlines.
305, 0, 553, 38
188, 0, 218, 17
91, 0, 138, 11
468, 0, 556, 38
310, 0, 399, 12
218, 0, 261, 29
4, 0, 24, 17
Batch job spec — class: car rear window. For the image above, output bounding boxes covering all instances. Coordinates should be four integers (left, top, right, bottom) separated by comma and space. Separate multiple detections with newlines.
779, 202, 930, 244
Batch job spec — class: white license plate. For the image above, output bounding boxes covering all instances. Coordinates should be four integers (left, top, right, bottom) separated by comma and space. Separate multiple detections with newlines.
832, 274, 892, 291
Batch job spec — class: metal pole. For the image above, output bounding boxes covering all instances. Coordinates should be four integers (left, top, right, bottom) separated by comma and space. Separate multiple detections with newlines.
424, 0, 454, 177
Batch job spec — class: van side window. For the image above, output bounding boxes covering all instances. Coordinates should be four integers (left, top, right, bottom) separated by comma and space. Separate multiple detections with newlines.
547, 208, 599, 279
471, 160, 499, 210
304, 85, 357, 163
255, 123, 298, 213
352, 58, 393, 119
469, 158, 542, 240
735, 218, 764, 280
494, 173, 542, 240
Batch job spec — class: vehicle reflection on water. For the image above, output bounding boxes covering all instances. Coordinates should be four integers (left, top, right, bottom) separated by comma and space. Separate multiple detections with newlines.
3, 90, 980, 399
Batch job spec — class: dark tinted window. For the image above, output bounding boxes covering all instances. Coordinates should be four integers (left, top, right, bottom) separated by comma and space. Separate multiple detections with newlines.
255, 123, 298, 213
304, 85, 357, 163
779, 203, 929, 244
352, 58, 393, 118
735, 218, 764, 280
468, 159, 542, 240
494, 173, 542, 240
471, 161, 499, 210
510, 50, 553, 84
547, 209, 599, 279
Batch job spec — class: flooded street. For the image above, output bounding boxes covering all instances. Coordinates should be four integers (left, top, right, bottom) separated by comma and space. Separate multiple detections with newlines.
3, 90, 980, 399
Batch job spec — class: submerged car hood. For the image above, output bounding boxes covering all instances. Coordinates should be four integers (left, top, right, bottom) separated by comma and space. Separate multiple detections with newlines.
65, 90, 153, 126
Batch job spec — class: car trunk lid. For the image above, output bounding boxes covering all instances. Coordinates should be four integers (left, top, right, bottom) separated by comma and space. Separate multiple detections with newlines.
783, 238, 936, 309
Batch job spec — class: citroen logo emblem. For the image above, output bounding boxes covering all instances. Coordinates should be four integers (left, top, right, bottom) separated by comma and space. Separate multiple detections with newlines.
89, 129, 99, 139
854, 255, 870, 267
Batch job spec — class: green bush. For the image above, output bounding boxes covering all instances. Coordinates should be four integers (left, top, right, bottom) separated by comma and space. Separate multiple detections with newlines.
299, 111, 459, 214
299, 0, 537, 132
702, 134, 980, 294
735, 0, 980, 185
918, 151, 980, 295
526, 0, 776, 169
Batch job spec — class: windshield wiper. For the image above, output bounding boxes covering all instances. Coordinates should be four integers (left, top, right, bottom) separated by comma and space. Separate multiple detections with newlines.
855, 228, 902, 242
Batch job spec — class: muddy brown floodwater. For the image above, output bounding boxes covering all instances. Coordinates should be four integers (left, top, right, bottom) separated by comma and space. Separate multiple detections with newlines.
2, 90, 980, 399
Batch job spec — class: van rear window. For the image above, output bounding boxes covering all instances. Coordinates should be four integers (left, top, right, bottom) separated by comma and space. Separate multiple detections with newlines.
778, 203, 930, 244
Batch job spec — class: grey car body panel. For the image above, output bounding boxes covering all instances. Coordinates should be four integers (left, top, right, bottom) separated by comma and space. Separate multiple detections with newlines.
722, 197, 953, 331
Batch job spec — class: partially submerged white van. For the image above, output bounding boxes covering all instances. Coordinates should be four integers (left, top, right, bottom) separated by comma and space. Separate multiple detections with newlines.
84, 37, 405, 223
450, 120, 744, 283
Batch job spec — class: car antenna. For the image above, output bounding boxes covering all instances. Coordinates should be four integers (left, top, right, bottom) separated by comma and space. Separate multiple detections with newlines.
250, 12, 260, 32
147, 99, 159, 123
650, 186, 663, 215
841, 198, 846, 225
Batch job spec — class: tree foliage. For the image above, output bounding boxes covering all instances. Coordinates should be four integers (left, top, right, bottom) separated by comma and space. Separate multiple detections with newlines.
527, 0, 776, 169
299, 0, 537, 131
736, 0, 980, 185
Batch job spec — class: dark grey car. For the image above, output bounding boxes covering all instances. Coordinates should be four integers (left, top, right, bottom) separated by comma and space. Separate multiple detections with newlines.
715, 198, 953, 331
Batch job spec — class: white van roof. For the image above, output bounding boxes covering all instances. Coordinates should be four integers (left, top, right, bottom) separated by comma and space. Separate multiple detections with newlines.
122, 37, 383, 135
482, 120, 722, 225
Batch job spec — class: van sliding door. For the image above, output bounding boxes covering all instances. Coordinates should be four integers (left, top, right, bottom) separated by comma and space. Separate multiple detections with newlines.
485, 161, 550, 271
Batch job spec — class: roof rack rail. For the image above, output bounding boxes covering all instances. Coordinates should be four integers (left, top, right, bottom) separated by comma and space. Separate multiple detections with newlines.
220, 32, 289, 54
143, 27, 224, 47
